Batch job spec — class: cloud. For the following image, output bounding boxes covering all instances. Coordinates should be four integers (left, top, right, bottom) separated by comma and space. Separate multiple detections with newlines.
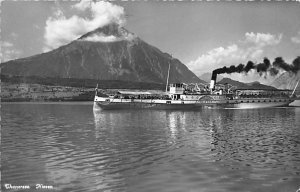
43, 0, 125, 51
244, 32, 282, 46
187, 32, 282, 76
84, 34, 119, 42
81, 32, 136, 42
291, 31, 300, 44
0, 41, 22, 62
72, 0, 91, 11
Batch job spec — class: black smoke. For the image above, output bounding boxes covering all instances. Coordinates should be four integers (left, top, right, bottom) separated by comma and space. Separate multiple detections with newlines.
211, 56, 300, 81
273, 57, 300, 73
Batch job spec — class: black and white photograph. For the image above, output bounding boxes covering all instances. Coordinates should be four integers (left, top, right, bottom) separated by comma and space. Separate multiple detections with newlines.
1, 0, 300, 191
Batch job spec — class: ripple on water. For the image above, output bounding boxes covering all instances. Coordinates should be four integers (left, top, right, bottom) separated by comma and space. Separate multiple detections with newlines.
1, 104, 300, 192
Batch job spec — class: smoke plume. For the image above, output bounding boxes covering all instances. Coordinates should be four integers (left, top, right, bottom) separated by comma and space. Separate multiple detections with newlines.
212, 57, 300, 81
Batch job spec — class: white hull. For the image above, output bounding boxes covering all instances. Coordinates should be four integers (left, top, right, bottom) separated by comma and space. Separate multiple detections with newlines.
94, 96, 295, 110
230, 101, 290, 109
290, 100, 300, 107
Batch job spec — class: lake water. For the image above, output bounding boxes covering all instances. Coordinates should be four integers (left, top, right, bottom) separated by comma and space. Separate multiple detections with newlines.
1, 102, 300, 192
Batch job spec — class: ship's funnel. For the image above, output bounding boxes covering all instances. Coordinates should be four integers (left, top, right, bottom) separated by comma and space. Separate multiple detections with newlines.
210, 80, 215, 89
210, 73, 217, 90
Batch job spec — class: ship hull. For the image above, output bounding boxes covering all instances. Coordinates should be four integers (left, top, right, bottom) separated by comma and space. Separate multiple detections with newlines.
94, 96, 295, 110
94, 100, 198, 110
228, 101, 291, 109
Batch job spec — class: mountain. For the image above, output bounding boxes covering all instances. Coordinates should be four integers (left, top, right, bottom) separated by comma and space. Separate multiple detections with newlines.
270, 72, 300, 93
1, 23, 200, 85
199, 72, 224, 83
245, 81, 277, 90
218, 78, 277, 90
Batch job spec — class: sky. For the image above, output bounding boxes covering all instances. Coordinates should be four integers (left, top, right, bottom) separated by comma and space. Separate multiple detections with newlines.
1, 0, 300, 83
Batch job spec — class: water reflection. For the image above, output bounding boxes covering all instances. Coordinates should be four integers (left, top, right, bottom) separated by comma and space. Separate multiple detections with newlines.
167, 111, 179, 140
165, 111, 188, 142
2, 104, 300, 192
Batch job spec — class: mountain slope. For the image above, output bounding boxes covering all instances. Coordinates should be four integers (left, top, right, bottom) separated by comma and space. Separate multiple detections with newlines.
1, 24, 200, 84
199, 72, 224, 83
218, 78, 277, 90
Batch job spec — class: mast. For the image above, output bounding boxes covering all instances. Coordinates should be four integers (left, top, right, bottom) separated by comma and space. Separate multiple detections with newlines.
291, 79, 300, 96
95, 83, 99, 96
165, 60, 171, 92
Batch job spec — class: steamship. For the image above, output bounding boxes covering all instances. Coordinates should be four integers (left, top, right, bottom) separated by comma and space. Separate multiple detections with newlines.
93, 74, 299, 110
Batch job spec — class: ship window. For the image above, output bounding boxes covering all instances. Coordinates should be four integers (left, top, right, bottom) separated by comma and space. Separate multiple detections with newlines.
269, 100, 272, 102
279, 100, 281, 102
252, 101, 255, 103
241, 101, 243, 103
258, 100, 260, 102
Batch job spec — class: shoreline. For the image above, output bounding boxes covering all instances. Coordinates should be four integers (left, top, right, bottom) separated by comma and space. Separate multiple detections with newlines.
1, 101, 94, 105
